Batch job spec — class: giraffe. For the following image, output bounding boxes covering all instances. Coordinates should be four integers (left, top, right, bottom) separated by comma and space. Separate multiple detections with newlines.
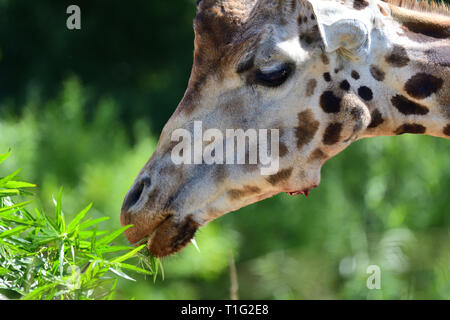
121, 0, 449, 257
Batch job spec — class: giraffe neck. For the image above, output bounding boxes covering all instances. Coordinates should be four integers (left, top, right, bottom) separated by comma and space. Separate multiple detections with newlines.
363, 38, 448, 139
316, 6, 450, 140
353, 12, 449, 139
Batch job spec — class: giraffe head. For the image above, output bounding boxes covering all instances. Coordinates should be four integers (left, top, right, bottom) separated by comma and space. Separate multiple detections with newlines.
120, 0, 402, 257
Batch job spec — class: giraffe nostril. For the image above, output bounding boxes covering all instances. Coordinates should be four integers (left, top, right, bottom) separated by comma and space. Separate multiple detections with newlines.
122, 177, 151, 211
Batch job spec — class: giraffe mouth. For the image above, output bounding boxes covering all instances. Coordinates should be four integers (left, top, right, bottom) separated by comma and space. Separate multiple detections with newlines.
126, 213, 200, 258
287, 189, 311, 197
286, 184, 319, 197
146, 214, 199, 257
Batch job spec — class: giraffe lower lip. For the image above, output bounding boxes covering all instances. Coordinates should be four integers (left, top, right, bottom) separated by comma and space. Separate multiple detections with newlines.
287, 189, 310, 197
286, 185, 318, 197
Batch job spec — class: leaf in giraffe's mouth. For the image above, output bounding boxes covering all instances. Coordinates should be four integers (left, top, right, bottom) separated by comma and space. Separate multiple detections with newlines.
190, 238, 201, 253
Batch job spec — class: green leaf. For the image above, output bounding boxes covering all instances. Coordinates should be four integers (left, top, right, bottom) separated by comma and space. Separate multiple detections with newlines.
0, 214, 36, 226
41, 211, 59, 235
0, 200, 33, 213
78, 230, 107, 239
22, 282, 60, 300
96, 245, 133, 254
3, 181, 36, 189
54, 188, 65, 233
0, 169, 21, 186
104, 279, 118, 300
78, 217, 109, 230
0, 189, 21, 197
67, 203, 93, 233
96, 225, 132, 247
34, 235, 60, 245
114, 262, 153, 275
0, 225, 29, 238
0, 150, 11, 165
0, 266, 9, 276
110, 244, 146, 264
90, 227, 98, 255
108, 267, 135, 282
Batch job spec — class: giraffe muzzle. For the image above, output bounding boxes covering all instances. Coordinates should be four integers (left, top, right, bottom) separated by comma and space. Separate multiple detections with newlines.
121, 175, 200, 257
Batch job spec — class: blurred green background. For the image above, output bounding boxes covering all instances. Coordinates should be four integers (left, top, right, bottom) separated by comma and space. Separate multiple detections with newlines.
0, 0, 449, 299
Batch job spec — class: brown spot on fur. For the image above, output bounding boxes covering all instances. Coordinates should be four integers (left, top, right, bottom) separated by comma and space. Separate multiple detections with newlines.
444, 124, 450, 136
303, 34, 314, 44
296, 110, 320, 149
391, 95, 429, 115
298, 15, 304, 25
354, 0, 369, 10
385, 45, 410, 67
213, 164, 228, 182
323, 122, 343, 145
358, 86, 373, 101
309, 148, 328, 162
279, 142, 289, 157
404, 73, 443, 99
368, 109, 384, 128
306, 79, 317, 97
370, 65, 385, 81
266, 168, 293, 186
228, 185, 261, 200
340, 80, 350, 91
301, 30, 321, 45
351, 70, 360, 80
320, 91, 342, 113
321, 54, 330, 65
394, 123, 426, 135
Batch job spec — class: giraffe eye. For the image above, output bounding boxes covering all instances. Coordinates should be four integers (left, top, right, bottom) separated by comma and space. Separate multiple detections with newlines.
255, 63, 294, 88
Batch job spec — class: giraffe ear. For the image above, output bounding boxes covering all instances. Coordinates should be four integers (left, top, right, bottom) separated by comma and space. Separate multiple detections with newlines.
307, 0, 372, 58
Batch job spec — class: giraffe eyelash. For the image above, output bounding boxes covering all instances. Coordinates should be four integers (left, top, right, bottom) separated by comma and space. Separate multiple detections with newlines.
254, 63, 295, 88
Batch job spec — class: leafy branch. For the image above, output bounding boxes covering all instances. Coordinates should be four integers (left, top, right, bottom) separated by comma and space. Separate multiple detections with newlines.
0, 150, 161, 300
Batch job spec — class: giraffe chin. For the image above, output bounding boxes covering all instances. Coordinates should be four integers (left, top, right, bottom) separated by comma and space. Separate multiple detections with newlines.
146, 214, 200, 258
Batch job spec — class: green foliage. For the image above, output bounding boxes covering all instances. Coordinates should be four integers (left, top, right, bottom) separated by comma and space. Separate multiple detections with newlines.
0, 152, 159, 300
